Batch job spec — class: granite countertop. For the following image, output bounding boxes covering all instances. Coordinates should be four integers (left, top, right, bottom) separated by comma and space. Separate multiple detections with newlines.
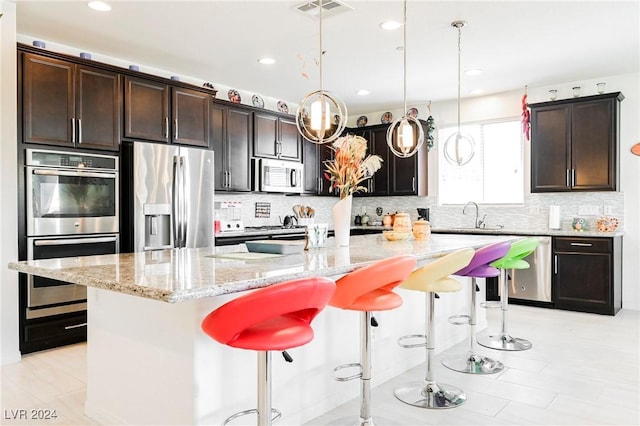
8, 233, 513, 304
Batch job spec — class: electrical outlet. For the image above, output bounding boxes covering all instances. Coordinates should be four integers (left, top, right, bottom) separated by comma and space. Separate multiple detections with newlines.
578, 205, 599, 216
529, 206, 540, 215
604, 206, 613, 215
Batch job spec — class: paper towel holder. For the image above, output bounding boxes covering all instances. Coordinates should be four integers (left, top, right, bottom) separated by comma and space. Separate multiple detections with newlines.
549, 205, 561, 230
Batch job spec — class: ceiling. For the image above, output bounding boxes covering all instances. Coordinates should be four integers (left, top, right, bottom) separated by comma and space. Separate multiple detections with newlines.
14, 0, 640, 116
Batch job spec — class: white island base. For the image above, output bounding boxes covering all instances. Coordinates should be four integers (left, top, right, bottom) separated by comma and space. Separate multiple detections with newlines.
84, 283, 481, 425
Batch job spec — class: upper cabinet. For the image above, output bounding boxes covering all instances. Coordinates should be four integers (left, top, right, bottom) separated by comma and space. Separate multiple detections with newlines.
253, 112, 301, 161
22, 52, 121, 151
124, 77, 210, 148
211, 103, 253, 192
530, 92, 623, 192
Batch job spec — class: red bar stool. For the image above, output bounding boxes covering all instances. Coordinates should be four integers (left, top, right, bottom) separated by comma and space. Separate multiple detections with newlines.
394, 248, 475, 409
442, 241, 511, 374
329, 255, 417, 426
201, 277, 336, 426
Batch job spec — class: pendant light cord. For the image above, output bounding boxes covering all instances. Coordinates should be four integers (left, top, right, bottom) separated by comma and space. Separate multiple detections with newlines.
402, 0, 407, 114
456, 23, 461, 132
319, 0, 324, 93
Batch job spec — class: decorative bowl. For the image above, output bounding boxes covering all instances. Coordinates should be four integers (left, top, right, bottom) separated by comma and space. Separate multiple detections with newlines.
383, 231, 412, 241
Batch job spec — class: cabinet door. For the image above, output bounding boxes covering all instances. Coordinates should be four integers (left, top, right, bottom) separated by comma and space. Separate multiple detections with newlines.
369, 129, 390, 195
278, 117, 302, 161
226, 107, 252, 192
317, 143, 335, 196
303, 140, 319, 194
210, 103, 226, 191
531, 105, 571, 192
253, 112, 278, 158
172, 88, 210, 147
124, 76, 169, 143
75, 65, 121, 151
23, 53, 74, 147
553, 238, 613, 315
571, 99, 616, 190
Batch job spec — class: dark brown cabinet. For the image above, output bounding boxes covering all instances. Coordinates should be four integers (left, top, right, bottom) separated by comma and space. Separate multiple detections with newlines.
253, 112, 301, 161
124, 76, 210, 147
530, 92, 623, 192
553, 236, 622, 315
22, 53, 121, 151
211, 103, 252, 192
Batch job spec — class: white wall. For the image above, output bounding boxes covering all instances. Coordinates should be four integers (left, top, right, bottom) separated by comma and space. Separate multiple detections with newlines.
0, 1, 21, 365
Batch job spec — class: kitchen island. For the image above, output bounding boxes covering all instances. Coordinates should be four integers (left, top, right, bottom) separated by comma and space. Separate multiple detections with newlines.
9, 233, 514, 425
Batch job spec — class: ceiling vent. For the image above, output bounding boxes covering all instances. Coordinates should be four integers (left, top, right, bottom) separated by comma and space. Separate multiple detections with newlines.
296, 0, 353, 19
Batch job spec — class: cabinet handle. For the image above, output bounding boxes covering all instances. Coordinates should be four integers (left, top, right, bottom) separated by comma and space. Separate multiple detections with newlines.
174, 119, 178, 140
572, 169, 576, 187
164, 117, 169, 138
71, 118, 76, 144
318, 177, 323, 193
412, 177, 416, 192
566, 169, 570, 187
554, 255, 558, 274
77, 119, 82, 144
227, 170, 231, 188
64, 322, 87, 330
570, 242, 592, 247
223, 170, 227, 188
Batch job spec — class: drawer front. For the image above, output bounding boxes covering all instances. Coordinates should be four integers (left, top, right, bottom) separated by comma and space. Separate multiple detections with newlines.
554, 237, 611, 253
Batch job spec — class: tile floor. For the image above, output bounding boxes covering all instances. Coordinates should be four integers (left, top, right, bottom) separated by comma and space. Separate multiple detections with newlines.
1, 305, 638, 425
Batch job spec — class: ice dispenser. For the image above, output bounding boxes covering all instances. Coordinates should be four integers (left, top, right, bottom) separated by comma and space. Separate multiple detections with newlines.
144, 203, 172, 250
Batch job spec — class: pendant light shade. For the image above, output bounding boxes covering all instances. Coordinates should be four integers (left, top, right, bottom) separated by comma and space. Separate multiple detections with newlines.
443, 20, 475, 166
386, 0, 424, 158
296, 0, 347, 144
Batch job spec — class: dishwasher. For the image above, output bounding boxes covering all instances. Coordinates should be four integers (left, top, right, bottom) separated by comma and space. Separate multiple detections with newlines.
486, 236, 552, 303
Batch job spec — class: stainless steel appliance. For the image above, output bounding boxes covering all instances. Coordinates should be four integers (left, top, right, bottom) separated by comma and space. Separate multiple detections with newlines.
121, 141, 214, 252
26, 149, 119, 236
215, 201, 244, 232
505, 236, 552, 302
26, 234, 119, 319
256, 158, 303, 193
24, 149, 120, 319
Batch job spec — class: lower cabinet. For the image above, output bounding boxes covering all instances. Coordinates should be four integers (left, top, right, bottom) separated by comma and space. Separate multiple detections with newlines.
21, 311, 87, 354
553, 236, 622, 315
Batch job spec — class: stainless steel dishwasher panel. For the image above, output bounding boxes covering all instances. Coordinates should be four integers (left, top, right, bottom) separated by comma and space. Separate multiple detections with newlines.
507, 237, 552, 302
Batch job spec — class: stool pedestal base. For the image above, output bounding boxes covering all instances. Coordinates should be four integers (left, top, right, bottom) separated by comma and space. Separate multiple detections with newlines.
441, 352, 504, 374
477, 333, 532, 351
394, 381, 466, 409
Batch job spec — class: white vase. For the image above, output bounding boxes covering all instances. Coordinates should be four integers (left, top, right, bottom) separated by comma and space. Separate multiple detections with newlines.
332, 195, 352, 247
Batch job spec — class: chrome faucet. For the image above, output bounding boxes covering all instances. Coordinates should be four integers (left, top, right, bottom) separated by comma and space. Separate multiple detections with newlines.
463, 201, 484, 228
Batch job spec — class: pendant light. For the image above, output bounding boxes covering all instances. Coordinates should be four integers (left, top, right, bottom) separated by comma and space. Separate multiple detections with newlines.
443, 20, 475, 166
296, 0, 347, 144
386, 0, 424, 158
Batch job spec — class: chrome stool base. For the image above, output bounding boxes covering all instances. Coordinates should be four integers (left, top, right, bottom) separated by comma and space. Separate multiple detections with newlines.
477, 333, 532, 351
223, 408, 282, 425
394, 381, 466, 409
441, 352, 504, 374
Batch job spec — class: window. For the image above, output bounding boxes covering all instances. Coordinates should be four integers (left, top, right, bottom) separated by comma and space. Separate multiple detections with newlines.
437, 119, 524, 205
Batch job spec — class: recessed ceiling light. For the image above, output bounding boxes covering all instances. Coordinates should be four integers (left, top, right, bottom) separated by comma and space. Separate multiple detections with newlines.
356, 89, 370, 96
380, 21, 402, 30
257, 57, 276, 65
465, 69, 483, 76
88, 1, 111, 12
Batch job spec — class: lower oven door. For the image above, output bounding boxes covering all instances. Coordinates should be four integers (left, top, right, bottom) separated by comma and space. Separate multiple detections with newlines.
27, 234, 119, 319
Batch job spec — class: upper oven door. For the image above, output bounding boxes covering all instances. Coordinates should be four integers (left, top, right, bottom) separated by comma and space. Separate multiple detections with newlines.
26, 166, 119, 236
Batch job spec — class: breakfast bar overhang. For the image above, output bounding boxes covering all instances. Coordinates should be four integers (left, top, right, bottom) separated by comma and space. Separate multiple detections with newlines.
8, 234, 514, 425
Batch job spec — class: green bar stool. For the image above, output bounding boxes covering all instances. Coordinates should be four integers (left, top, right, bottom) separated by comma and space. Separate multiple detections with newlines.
477, 237, 540, 351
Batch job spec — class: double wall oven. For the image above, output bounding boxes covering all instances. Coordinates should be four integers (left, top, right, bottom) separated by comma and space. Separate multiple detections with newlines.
24, 149, 119, 324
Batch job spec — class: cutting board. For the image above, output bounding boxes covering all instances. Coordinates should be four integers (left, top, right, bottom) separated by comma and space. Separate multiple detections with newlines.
209, 252, 283, 261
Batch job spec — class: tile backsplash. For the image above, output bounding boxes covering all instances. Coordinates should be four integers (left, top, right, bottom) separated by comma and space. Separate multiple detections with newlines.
215, 191, 624, 232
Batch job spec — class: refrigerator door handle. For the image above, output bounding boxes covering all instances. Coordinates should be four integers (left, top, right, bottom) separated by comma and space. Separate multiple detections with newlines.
180, 155, 188, 248
172, 156, 180, 248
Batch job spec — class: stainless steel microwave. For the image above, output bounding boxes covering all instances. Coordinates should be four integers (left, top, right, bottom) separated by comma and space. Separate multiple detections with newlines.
256, 158, 304, 193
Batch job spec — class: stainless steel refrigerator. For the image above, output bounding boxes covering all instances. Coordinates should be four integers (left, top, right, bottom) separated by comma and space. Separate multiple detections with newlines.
120, 141, 214, 252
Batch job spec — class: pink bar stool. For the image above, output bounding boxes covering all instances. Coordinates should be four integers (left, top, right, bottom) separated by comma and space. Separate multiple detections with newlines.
442, 241, 511, 374
394, 248, 475, 409
201, 277, 336, 426
329, 255, 417, 426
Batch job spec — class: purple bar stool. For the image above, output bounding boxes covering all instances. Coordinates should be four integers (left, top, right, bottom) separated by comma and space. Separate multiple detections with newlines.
442, 241, 511, 374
